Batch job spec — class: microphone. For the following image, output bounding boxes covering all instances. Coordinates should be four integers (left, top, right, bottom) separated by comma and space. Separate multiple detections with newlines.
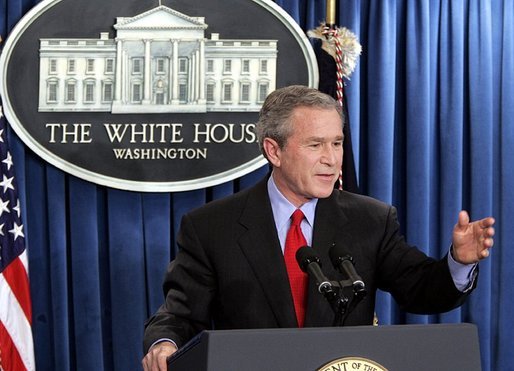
329, 245, 366, 295
295, 246, 333, 294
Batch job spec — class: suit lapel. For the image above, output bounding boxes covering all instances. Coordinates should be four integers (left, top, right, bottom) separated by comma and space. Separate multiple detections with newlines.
236, 182, 354, 328
237, 179, 298, 327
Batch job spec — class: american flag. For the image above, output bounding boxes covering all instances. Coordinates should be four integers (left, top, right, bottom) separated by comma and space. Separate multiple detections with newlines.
0, 100, 35, 370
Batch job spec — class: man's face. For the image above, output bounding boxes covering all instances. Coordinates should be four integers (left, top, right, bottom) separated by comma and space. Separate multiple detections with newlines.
265, 106, 344, 207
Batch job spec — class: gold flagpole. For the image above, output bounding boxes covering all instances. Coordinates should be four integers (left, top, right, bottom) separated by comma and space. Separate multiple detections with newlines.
326, 0, 336, 28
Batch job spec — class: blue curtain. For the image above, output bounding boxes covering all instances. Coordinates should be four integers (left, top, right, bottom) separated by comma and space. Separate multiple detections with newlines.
2, 1, 513, 370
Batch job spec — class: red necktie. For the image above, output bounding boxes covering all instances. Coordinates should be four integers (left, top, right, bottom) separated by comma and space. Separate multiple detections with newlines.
284, 209, 308, 327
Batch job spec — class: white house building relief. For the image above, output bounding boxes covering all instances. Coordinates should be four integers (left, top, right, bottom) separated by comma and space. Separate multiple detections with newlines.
38, 5, 278, 113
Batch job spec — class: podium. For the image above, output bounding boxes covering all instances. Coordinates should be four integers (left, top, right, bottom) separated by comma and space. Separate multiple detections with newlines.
167, 323, 481, 371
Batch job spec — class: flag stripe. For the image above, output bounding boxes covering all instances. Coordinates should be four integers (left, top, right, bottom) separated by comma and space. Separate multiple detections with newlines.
0, 272, 35, 370
2, 256, 32, 323
0, 320, 27, 371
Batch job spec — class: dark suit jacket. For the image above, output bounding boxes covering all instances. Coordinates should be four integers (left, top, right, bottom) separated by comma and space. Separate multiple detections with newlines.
143, 177, 472, 352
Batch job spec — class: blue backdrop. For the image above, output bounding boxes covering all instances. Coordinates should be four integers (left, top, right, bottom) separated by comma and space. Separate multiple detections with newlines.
1, 0, 513, 370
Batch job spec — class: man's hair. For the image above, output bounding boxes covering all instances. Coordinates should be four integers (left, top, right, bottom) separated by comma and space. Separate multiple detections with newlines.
255, 85, 344, 157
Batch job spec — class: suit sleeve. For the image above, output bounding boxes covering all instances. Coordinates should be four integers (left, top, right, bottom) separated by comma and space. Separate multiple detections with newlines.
143, 213, 215, 353
376, 206, 475, 314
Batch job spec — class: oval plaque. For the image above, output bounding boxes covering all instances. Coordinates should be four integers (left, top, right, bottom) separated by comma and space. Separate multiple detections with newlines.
0, 0, 318, 191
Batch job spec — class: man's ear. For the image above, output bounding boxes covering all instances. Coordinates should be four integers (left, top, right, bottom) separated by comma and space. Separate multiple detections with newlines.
262, 137, 281, 167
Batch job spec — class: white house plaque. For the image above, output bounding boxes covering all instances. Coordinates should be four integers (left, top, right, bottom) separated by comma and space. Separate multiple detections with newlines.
0, 0, 318, 191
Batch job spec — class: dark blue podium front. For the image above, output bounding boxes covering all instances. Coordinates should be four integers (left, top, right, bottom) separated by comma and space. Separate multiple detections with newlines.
167, 323, 481, 371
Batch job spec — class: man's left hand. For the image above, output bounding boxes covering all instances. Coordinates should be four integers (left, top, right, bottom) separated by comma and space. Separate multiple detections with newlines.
452, 210, 495, 264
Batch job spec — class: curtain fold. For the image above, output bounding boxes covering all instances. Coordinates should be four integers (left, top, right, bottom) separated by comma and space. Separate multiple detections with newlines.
361, 1, 399, 326
106, 189, 147, 370
466, 1, 495, 366
142, 193, 172, 315
1, 0, 513, 370
403, 1, 433, 326
69, 179, 104, 369
45, 166, 70, 371
437, 0, 467, 328
497, 3, 514, 370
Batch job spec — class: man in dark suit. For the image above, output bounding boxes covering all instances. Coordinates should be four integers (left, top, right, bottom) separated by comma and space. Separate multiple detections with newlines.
142, 85, 495, 371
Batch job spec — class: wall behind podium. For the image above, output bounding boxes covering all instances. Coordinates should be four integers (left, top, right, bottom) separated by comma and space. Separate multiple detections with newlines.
1, 0, 513, 370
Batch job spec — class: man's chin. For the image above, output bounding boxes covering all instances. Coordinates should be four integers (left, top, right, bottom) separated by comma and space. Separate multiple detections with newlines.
313, 187, 335, 199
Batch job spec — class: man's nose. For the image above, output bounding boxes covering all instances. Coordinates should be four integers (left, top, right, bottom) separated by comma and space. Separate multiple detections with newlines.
321, 145, 338, 165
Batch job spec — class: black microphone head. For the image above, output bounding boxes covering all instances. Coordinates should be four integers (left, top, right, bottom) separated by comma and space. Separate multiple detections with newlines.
295, 246, 321, 272
328, 243, 352, 268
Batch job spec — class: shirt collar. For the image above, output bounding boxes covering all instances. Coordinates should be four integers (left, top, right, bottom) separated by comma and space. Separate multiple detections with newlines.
267, 173, 318, 231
